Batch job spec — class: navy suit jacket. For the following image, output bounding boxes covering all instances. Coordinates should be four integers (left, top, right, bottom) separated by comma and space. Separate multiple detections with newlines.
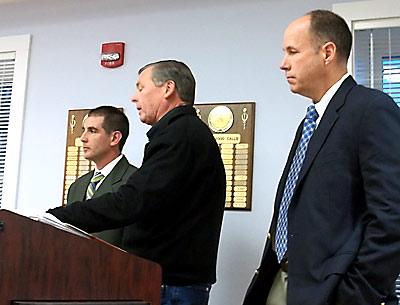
243, 76, 400, 305
67, 155, 137, 247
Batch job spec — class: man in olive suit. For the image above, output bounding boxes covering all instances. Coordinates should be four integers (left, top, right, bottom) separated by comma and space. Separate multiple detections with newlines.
67, 105, 137, 247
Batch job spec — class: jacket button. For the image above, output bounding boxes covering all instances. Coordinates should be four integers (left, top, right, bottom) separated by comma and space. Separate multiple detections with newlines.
267, 232, 271, 239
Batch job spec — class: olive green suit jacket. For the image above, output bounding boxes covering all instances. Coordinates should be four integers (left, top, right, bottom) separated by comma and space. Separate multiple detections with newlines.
67, 155, 137, 248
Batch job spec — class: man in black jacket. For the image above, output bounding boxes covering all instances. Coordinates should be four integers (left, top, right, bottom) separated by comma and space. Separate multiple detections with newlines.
48, 60, 226, 305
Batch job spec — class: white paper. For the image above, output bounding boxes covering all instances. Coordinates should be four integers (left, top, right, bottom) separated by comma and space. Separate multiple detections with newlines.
7, 208, 92, 238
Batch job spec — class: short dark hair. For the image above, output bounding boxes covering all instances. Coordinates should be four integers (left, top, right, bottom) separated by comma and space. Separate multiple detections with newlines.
88, 105, 129, 151
307, 10, 352, 63
138, 60, 196, 105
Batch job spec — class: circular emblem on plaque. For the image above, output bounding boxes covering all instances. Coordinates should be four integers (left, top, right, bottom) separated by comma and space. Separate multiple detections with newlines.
208, 105, 234, 133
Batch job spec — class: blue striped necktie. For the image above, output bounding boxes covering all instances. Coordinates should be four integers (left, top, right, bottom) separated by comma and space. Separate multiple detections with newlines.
275, 105, 319, 263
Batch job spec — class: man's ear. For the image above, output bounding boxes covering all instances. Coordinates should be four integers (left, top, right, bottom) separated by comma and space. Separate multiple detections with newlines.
322, 41, 336, 65
110, 131, 122, 147
164, 80, 176, 99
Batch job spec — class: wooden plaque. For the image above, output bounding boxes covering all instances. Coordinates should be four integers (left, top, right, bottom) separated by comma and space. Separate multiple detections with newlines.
194, 102, 256, 211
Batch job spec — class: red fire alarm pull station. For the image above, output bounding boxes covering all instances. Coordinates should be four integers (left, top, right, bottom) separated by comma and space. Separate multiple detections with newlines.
101, 42, 125, 68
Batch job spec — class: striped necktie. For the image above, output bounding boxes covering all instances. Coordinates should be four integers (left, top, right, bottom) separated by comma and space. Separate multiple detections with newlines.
86, 172, 105, 200
275, 105, 319, 263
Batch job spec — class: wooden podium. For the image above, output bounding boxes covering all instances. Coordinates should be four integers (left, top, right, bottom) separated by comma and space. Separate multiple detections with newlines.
0, 210, 161, 305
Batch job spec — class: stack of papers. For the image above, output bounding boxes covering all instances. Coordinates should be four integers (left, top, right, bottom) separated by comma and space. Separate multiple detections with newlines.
8, 209, 92, 238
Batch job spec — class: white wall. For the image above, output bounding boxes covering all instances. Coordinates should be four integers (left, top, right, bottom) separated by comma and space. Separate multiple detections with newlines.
0, 0, 363, 304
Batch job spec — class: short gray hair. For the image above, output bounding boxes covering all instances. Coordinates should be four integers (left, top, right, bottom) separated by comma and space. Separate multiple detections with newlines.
138, 60, 196, 105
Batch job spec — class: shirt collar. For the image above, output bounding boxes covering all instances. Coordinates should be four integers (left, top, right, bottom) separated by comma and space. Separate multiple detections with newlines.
314, 72, 350, 126
94, 154, 123, 178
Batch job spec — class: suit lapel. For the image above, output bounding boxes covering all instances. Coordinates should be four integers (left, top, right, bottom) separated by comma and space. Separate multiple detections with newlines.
270, 123, 304, 232
77, 172, 92, 201
93, 156, 129, 197
295, 76, 357, 188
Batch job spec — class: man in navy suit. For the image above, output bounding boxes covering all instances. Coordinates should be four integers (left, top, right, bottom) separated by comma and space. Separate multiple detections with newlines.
243, 10, 400, 305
